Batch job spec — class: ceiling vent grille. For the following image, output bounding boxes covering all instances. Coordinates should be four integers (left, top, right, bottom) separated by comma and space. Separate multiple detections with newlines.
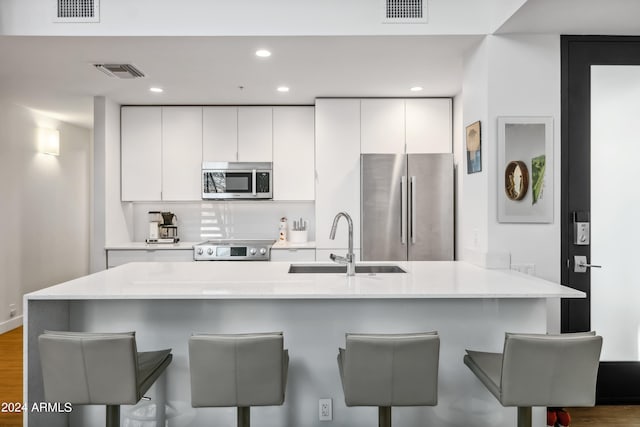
94, 64, 146, 79
383, 0, 427, 23
54, 0, 99, 23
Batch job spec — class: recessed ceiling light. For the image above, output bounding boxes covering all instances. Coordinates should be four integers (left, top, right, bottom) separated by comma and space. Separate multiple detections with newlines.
255, 49, 271, 58
410, 86, 423, 92
149, 87, 164, 93
277, 86, 290, 93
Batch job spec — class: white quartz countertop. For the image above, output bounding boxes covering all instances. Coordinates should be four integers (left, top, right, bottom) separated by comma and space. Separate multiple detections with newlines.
105, 242, 198, 250
272, 241, 316, 249
25, 261, 585, 300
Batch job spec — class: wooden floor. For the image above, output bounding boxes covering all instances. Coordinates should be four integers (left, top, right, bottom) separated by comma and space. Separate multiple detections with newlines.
0, 327, 23, 427
0, 327, 639, 426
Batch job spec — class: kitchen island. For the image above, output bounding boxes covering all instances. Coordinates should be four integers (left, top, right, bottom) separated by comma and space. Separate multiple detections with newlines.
24, 261, 584, 427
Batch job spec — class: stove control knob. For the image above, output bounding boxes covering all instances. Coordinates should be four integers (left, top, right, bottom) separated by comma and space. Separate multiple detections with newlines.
207, 248, 214, 255
259, 247, 267, 255
196, 248, 204, 255
249, 248, 257, 255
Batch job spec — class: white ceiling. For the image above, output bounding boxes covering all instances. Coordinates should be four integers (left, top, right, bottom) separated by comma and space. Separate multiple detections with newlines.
0, 35, 482, 128
0, 0, 638, 129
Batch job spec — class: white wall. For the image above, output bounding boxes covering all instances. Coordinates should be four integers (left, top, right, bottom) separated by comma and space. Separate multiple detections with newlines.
0, 100, 91, 332
0, 0, 490, 36
459, 34, 561, 331
460, 37, 492, 265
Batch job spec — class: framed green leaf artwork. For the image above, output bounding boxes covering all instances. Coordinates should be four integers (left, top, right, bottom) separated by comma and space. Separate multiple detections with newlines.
497, 116, 554, 223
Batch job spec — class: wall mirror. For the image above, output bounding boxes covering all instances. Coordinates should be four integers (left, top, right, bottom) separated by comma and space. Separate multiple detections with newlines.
497, 116, 554, 223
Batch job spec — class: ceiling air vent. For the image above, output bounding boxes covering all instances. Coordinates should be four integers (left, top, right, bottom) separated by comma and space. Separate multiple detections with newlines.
54, 0, 100, 23
383, 0, 428, 24
94, 64, 146, 79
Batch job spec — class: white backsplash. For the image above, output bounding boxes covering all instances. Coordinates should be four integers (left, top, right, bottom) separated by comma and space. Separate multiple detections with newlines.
132, 201, 315, 242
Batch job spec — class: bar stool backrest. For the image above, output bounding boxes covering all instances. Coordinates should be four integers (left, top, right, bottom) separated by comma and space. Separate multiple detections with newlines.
38, 331, 139, 405
189, 332, 287, 407
341, 332, 440, 407
500, 332, 602, 407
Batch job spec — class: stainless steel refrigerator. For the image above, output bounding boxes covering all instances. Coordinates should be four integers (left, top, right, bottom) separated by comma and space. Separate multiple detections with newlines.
361, 153, 454, 261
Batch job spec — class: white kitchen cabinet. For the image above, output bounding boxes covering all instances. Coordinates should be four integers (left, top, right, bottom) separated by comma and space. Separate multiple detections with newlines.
202, 107, 238, 162
106, 249, 193, 268
238, 107, 273, 162
405, 98, 452, 153
315, 99, 361, 250
121, 106, 162, 201
315, 249, 361, 263
361, 99, 405, 153
162, 107, 203, 200
270, 248, 316, 262
273, 107, 315, 200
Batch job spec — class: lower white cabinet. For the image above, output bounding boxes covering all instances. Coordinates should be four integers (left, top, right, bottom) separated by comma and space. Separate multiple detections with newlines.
106, 249, 194, 268
315, 249, 361, 263
270, 248, 316, 262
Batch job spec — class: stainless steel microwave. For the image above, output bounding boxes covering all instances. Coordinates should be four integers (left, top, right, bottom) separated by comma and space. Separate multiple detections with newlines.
202, 162, 273, 199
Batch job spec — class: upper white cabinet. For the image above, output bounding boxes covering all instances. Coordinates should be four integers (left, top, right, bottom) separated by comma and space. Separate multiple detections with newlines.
162, 107, 203, 201
361, 99, 405, 153
202, 107, 272, 162
202, 107, 238, 162
315, 99, 361, 250
238, 107, 273, 162
121, 106, 162, 201
406, 98, 452, 153
360, 98, 452, 154
273, 107, 315, 201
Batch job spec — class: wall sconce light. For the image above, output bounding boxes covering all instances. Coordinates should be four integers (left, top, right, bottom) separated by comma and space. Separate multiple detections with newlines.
38, 128, 60, 156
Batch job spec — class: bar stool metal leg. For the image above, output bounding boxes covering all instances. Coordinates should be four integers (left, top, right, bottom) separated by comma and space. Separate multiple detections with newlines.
106, 405, 120, 427
378, 406, 391, 427
517, 407, 532, 427
238, 406, 250, 427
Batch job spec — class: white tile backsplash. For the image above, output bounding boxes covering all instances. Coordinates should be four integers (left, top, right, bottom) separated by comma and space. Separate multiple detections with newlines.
132, 201, 315, 242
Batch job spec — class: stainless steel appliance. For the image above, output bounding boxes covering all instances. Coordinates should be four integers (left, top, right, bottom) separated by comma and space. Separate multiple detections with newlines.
193, 239, 275, 261
361, 153, 454, 261
202, 162, 272, 200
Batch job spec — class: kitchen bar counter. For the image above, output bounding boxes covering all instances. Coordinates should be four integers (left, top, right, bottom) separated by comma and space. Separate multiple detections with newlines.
24, 261, 583, 427
104, 241, 198, 250
26, 261, 582, 300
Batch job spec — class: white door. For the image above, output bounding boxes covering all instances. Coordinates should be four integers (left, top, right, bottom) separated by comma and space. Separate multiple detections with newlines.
591, 66, 640, 361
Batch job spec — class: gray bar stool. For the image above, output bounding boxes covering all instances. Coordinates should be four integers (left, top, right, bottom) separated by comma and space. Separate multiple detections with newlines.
464, 332, 603, 427
38, 330, 172, 427
337, 332, 440, 427
189, 332, 289, 427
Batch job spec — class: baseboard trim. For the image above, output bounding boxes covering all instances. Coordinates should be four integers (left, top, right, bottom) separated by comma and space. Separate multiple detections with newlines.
0, 315, 23, 334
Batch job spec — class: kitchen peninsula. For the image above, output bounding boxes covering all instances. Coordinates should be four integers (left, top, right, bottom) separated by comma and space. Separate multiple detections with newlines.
24, 261, 584, 427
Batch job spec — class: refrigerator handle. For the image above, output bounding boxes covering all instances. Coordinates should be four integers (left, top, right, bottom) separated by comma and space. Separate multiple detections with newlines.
410, 176, 416, 244
401, 176, 407, 244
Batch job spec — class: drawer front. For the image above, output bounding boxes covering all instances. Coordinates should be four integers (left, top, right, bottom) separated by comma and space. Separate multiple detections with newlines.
270, 249, 316, 262
106, 249, 193, 268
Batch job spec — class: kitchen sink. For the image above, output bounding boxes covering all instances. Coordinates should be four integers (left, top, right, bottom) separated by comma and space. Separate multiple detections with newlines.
288, 264, 406, 274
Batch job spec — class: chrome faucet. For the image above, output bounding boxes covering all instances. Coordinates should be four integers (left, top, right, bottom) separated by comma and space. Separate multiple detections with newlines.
329, 212, 355, 276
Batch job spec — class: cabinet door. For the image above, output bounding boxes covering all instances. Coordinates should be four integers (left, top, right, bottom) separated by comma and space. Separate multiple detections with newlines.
106, 249, 193, 268
270, 248, 316, 262
273, 107, 315, 200
406, 98, 452, 153
203, 107, 238, 162
121, 107, 162, 201
361, 99, 405, 153
315, 99, 361, 250
162, 107, 203, 201
238, 107, 273, 162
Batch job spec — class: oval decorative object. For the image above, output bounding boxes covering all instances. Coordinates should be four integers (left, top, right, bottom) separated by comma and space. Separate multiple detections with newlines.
505, 160, 529, 200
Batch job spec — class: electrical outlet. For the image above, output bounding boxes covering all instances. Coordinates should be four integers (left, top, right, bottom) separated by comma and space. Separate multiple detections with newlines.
319, 398, 332, 421
9, 304, 16, 318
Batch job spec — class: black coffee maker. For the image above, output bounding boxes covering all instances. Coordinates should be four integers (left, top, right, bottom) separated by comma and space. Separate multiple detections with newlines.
159, 212, 179, 242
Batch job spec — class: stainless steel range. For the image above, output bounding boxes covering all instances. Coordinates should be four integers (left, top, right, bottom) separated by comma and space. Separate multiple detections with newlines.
193, 239, 275, 261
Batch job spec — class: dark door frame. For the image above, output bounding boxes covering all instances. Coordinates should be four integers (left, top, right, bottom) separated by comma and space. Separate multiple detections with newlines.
561, 35, 640, 404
